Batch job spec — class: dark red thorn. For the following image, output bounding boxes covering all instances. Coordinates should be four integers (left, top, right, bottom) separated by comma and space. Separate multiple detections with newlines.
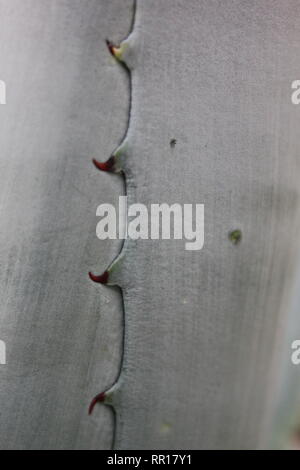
89, 271, 109, 284
89, 392, 106, 415
106, 38, 117, 57
92, 156, 115, 172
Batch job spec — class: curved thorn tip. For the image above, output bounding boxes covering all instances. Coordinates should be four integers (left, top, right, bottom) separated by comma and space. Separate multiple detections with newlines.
92, 156, 115, 172
106, 38, 119, 58
88, 392, 106, 415
89, 271, 109, 284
